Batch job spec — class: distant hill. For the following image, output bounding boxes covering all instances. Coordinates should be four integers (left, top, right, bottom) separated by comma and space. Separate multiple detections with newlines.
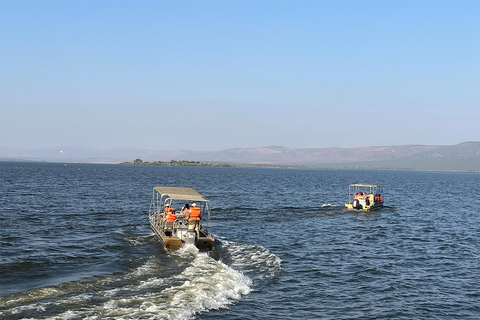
1, 141, 479, 172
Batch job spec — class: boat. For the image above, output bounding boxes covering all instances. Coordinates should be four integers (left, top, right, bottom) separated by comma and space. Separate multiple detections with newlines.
149, 187, 215, 251
345, 183, 384, 211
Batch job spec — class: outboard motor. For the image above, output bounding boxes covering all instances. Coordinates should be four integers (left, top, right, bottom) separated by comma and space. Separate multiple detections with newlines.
185, 229, 197, 245
353, 199, 362, 210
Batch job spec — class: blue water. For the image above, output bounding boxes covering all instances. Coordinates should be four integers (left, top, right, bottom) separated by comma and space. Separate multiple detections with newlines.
0, 162, 479, 319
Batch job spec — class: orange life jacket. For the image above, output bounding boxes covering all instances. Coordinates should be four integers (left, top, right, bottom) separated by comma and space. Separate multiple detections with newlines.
189, 207, 201, 221
165, 212, 177, 222
164, 206, 174, 214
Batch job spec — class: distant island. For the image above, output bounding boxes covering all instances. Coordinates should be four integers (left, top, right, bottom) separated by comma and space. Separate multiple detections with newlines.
121, 159, 234, 167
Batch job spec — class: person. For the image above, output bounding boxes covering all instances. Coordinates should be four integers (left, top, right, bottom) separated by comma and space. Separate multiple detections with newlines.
164, 204, 174, 214
164, 209, 177, 223
181, 203, 190, 216
187, 202, 201, 232
163, 204, 176, 221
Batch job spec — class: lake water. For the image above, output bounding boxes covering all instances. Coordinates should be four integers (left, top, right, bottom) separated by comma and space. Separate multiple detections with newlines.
1, 162, 479, 319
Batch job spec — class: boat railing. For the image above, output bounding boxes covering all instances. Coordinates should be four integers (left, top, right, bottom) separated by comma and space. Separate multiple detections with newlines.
149, 209, 162, 228
149, 191, 212, 233
154, 214, 190, 230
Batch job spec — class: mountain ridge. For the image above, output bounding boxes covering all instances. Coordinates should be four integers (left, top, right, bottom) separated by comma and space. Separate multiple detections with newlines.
1, 141, 479, 172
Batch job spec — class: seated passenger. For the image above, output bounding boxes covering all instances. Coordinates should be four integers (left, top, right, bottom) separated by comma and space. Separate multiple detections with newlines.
181, 203, 190, 216
163, 204, 176, 221
165, 210, 177, 223
164, 204, 174, 214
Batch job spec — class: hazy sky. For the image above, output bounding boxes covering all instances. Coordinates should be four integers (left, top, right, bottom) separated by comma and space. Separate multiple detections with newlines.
1, 0, 479, 151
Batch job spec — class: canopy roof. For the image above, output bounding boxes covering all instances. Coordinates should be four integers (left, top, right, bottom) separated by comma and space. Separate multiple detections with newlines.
153, 187, 207, 202
349, 183, 381, 187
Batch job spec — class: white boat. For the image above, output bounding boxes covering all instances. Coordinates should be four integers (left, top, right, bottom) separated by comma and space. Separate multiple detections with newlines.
345, 183, 384, 211
149, 187, 215, 251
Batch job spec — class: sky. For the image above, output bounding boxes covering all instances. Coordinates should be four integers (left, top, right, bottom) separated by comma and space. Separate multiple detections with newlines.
0, 0, 479, 151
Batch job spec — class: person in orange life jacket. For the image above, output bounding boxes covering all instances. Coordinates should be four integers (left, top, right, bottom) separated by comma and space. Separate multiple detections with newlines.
164, 204, 174, 214
187, 202, 201, 231
165, 210, 177, 223
163, 204, 176, 222
181, 203, 190, 216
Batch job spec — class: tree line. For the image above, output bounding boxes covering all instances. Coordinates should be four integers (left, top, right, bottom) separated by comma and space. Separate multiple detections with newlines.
121, 159, 233, 167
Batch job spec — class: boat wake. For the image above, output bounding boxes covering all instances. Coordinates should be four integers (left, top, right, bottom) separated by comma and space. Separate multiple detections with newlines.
0, 241, 283, 320
383, 205, 405, 211
216, 239, 284, 289
123, 233, 156, 246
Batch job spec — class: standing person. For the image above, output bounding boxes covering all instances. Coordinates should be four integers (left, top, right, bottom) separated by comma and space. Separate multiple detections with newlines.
187, 202, 201, 232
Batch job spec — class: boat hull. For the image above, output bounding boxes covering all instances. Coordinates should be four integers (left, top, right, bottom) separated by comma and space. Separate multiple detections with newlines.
345, 202, 384, 212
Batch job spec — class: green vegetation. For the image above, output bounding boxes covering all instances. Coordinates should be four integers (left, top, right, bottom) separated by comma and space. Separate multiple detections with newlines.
122, 159, 234, 167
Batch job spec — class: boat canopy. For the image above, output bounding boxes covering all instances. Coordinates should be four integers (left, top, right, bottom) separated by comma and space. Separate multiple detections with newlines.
349, 183, 381, 188
153, 187, 207, 202
347, 183, 383, 203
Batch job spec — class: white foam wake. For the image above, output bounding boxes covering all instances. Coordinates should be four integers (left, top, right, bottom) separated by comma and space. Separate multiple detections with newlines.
0, 245, 252, 320
220, 239, 283, 286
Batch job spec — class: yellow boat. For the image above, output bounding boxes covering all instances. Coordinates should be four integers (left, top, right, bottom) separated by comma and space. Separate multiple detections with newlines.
345, 183, 384, 211
149, 187, 215, 251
